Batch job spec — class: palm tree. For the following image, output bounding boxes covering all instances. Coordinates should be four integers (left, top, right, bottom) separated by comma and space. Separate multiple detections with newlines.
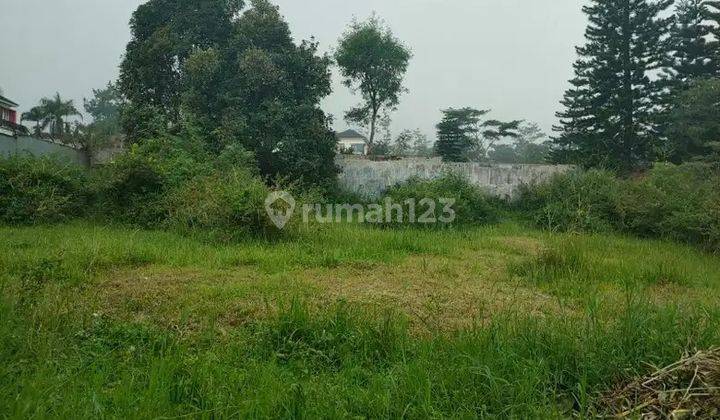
38, 93, 82, 138
21, 106, 45, 136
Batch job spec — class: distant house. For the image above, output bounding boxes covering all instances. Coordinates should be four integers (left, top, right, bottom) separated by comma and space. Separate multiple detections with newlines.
0, 95, 28, 137
336, 129, 368, 155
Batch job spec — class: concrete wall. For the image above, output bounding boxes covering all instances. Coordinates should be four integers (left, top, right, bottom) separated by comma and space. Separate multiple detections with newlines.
0, 134, 89, 166
338, 156, 574, 198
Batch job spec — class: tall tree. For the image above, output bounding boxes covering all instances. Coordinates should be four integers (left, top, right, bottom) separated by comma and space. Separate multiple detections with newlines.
707, 1, 720, 72
84, 82, 125, 135
23, 93, 82, 139
435, 108, 519, 162
20, 107, 45, 136
553, 0, 674, 172
335, 15, 412, 154
119, 0, 244, 139
123, 0, 338, 187
666, 78, 720, 163
665, 0, 718, 84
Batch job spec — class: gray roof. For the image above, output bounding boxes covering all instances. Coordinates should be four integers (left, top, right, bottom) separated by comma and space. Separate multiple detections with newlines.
336, 129, 366, 140
0, 95, 18, 108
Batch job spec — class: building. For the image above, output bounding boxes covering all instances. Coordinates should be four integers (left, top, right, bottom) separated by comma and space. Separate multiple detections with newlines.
0, 95, 28, 137
0, 95, 18, 124
336, 129, 368, 155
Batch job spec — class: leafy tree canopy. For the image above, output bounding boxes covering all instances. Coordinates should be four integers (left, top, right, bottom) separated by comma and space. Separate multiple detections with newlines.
435, 108, 519, 162
119, 0, 337, 188
335, 15, 412, 153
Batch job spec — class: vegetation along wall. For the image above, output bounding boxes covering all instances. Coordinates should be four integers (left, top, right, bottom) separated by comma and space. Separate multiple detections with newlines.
0, 134, 89, 166
338, 156, 573, 198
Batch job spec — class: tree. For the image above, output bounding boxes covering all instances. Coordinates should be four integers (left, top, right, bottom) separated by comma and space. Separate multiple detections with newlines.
84, 82, 125, 135
410, 130, 432, 157
707, 1, 720, 72
666, 79, 720, 163
21, 107, 45, 136
120, 0, 338, 188
489, 122, 551, 164
435, 108, 519, 162
22, 93, 82, 139
335, 15, 412, 154
552, 0, 674, 172
394, 130, 414, 156
665, 0, 718, 85
514, 122, 551, 163
119, 0, 243, 138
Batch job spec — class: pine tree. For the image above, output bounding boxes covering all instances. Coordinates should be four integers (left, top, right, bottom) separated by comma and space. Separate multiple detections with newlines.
707, 1, 720, 75
436, 108, 481, 162
666, 0, 718, 84
552, 0, 674, 172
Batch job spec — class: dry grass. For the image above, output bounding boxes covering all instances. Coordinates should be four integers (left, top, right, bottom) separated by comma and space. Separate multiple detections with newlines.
94, 243, 562, 334
599, 348, 720, 419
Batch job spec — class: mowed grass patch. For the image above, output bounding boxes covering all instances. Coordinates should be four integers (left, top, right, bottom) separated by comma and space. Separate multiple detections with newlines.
1, 222, 719, 417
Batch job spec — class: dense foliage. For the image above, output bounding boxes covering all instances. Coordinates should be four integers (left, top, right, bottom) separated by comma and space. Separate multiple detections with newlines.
0, 157, 89, 224
435, 108, 519, 162
93, 133, 284, 239
488, 122, 551, 164
381, 173, 500, 228
518, 164, 720, 251
553, 0, 674, 172
666, 78, 720, 163
119, 0, 338, 188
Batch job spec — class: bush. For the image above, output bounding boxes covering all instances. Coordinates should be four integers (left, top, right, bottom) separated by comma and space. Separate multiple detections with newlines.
0, 157, 90, 224
92, 153, 167, 226
93, 135, 259, 229
516, 169, 619, 233
380, 172, 499, 228
165, 168, 282, 241
616, 164, 720, 250
518, 164, 720, 252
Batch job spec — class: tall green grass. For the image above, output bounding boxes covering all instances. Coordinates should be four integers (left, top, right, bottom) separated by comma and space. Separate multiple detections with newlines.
1, 222, 719, 417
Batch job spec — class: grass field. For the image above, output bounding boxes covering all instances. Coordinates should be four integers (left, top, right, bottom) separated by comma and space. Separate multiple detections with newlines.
1, 222, 719, 418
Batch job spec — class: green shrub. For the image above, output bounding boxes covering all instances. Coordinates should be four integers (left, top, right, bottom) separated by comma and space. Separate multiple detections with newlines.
616, 164, 720, 250
518, 164, 720, 252
380, 172, 499, 228
92, 153, 167, 226
165, 168, 282, 241
516, 169, 619, 233
94, 136, 260, 230
0, 157, 89, 224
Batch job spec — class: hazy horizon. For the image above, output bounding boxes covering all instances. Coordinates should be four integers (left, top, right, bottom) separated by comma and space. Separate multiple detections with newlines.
0, 0, 588, 141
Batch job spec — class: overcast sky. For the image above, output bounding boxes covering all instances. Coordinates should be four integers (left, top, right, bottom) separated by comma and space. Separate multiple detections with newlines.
0, 0, 588, 141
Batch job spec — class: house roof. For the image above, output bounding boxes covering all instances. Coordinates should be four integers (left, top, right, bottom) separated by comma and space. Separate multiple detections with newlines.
0, 95, 18, 109
336, 129, 367, 140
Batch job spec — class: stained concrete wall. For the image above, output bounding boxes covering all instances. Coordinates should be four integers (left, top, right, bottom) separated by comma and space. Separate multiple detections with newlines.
338, 156, 574, 198
0, 134, 89, 166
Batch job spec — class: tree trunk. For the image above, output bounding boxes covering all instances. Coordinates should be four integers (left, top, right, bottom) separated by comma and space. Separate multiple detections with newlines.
368, 108, 378, 155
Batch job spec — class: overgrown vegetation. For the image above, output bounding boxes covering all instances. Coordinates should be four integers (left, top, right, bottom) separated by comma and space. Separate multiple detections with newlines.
517, 163, 720, 252
1, 222, 719, 417
381, 172, 500, 227
0, 157, 89, 224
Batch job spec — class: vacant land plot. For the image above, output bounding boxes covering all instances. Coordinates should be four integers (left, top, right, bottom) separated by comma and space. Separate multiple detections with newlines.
1, 222, 719, 417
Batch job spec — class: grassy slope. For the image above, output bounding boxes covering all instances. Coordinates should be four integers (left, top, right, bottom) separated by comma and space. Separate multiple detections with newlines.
0, 222, 719, 418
